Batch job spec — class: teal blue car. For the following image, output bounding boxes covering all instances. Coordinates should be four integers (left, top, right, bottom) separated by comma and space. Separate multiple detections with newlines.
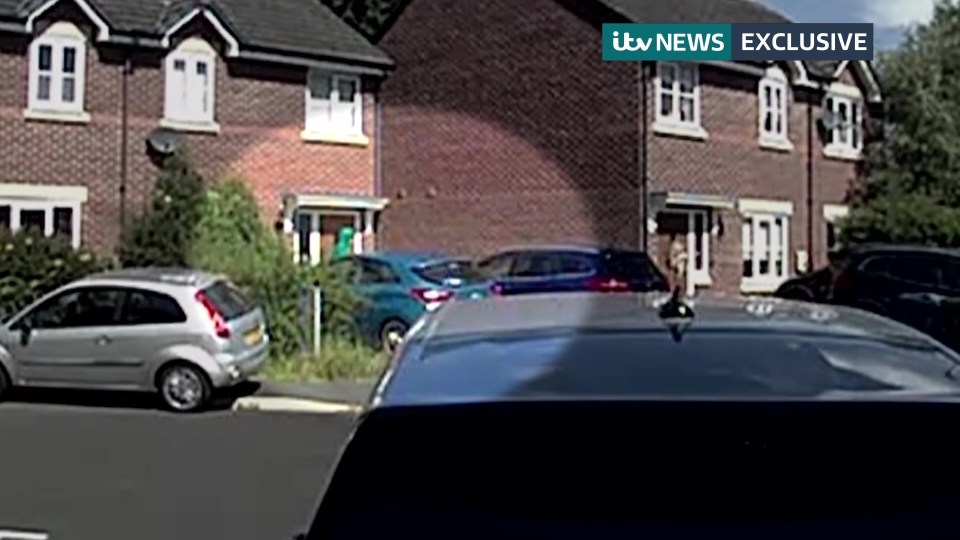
331, 252, 474, 352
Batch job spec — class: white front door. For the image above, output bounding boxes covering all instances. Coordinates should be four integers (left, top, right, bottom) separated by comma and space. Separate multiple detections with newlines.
685, 210, 711, 295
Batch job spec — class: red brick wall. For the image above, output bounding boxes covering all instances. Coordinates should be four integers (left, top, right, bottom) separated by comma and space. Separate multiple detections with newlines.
0, 5, 378, 255
645, 62, 864, 292
378, 0, 641, 257
379, 0, 871, 293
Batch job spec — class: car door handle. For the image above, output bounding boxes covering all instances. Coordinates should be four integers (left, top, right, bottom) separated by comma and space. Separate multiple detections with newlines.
95, 335, 112, 346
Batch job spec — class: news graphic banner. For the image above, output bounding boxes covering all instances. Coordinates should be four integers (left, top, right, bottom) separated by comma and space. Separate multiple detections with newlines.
602, 23, 873, 61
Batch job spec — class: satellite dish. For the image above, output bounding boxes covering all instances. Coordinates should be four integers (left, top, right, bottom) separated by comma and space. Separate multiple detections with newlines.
818, 109, 844, 130
146, 128, 183, 155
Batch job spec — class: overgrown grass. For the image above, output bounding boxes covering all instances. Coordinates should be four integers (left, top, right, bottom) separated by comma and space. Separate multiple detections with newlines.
264, 336, 388, 381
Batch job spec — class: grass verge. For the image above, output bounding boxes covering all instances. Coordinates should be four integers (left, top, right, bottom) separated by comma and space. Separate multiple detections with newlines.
264, 336, 388, 381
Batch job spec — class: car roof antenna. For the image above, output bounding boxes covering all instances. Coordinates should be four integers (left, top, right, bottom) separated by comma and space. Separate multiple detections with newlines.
659, 287, 694, 342
659, 286, 694, 320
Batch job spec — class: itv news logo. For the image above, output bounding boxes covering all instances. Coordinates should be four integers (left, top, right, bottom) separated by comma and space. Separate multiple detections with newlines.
602, 23, 873, 61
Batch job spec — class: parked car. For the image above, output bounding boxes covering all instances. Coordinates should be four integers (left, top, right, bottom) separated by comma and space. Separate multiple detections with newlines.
458, 245, 669, 299
774, 244, 960, 350
0, 268, 268, 412
300, 291, 960, 538
331, 252, 474, 352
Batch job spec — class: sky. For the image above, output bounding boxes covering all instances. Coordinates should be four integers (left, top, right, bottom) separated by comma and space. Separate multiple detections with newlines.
757, 0, 937, 50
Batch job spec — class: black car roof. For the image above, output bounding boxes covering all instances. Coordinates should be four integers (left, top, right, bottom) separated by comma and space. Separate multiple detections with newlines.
371, 293, 960, 408
846, 243, 960, 258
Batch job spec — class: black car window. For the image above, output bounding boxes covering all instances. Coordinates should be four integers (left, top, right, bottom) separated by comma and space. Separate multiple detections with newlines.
884, 256, 945, 287
511, 252, 558, 278
475, 253, 514, 279
858, 255, 892, 277
555, 252, 595, 275
359, 259, 400, 284
202, 280, 255, 320
21, 287, 124, 330
414, 260, 474, 285
120, 289, 187, 325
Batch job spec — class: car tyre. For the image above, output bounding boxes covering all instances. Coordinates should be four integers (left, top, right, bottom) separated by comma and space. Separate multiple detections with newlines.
158, 362, 212, 413
380, 319, 409, 354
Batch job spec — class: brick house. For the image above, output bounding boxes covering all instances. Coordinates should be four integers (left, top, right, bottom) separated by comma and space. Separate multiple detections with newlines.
0, 0, 393, 265
373, 0, 882, 295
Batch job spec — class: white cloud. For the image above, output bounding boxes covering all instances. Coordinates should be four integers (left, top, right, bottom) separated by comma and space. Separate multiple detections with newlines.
865, 0, 936, 27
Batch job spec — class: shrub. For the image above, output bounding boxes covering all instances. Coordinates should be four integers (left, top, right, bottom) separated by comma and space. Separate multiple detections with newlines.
189, 179, 364, 358
118, 151, 205, 267
264, 335, 388, 381
0, 228, 113, 318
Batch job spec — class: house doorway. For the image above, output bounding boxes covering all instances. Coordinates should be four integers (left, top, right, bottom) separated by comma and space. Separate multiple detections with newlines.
293, 209, 362, 265
656, 209, 711, 296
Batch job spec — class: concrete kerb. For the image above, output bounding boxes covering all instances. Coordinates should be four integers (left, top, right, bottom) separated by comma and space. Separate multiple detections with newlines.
229, 379, 374, 414
231, 396, 363, 414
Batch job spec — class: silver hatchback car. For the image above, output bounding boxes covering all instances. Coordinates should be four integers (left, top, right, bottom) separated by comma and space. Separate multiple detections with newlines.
0, 268, 269, 412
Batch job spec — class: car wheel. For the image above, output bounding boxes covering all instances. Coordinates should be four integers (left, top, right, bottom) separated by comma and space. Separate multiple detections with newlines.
380, 320, 410, 354
158, 363, 211, 413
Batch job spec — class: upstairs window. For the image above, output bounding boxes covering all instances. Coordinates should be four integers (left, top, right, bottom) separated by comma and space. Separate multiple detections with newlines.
824, 83, 864, 159
306, 70, 363, 135
164, 38, 216, 126
655, 62, 700, 128
758, 66, 789, 147
28, 22, 86, 114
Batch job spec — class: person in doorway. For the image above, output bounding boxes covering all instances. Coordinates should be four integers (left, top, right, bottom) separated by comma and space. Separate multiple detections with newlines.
668, 235, 688, 294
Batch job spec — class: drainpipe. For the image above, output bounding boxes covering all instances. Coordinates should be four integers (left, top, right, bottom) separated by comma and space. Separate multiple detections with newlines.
640, 61, 650, 252
119, 56, 132, 236
806, 94, 815, 270
373, 82, 384, 249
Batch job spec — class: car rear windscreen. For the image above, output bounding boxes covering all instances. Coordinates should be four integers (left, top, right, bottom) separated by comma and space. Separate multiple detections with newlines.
306, 401, 960, 539
413, 260, 475, 285
202, 280, 254, 320
604, 252, 666, 282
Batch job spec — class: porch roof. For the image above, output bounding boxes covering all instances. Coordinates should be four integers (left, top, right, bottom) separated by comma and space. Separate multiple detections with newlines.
283, 192, 390, 211
651, 191, 735, 210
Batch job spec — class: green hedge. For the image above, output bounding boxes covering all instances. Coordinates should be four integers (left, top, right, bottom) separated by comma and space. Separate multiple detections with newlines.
189, 179, 364, 358
0, 229, 113, 318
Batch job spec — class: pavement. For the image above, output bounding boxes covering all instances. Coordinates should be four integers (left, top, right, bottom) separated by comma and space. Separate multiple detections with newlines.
0, 401, 356, 540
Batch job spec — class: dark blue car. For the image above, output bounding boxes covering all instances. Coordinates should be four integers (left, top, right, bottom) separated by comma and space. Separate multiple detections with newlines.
331, 252, 473, 351
458, 245, 669, 299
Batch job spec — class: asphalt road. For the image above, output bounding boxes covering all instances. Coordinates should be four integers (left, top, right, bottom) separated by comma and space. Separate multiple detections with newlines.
0, 396, 355, 540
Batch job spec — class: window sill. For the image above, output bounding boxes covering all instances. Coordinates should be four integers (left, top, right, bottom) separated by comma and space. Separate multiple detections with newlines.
740, 278, 787, 294
759, 136, 794, 153
652, 121, 708, 141
300, 130, 370, 147
823, 145, 862, 162
159, 118, 221, 134
23, 109, 91, 124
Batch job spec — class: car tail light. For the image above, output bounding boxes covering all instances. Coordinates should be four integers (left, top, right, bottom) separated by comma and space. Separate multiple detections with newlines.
586, 276, 631, 292
195, 290, 231, 339
831, 266, 853, 298
410, 288, 454, 304
489, 282, 504, 296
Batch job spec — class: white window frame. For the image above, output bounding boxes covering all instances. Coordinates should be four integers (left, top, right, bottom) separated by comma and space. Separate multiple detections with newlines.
0, 198, 83, 248
27, 22, 87, 116
739, 199, 793, 293
304, 70, 364, 138
162, 38, 217, 129
687, 209, 711, 289
758, 65, 791, 150
823, 203, 849, 252
824, 83, 864, 160
653, 62, 707, 139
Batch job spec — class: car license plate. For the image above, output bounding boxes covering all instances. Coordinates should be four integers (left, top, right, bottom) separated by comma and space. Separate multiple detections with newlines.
244, 327, 263, 346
